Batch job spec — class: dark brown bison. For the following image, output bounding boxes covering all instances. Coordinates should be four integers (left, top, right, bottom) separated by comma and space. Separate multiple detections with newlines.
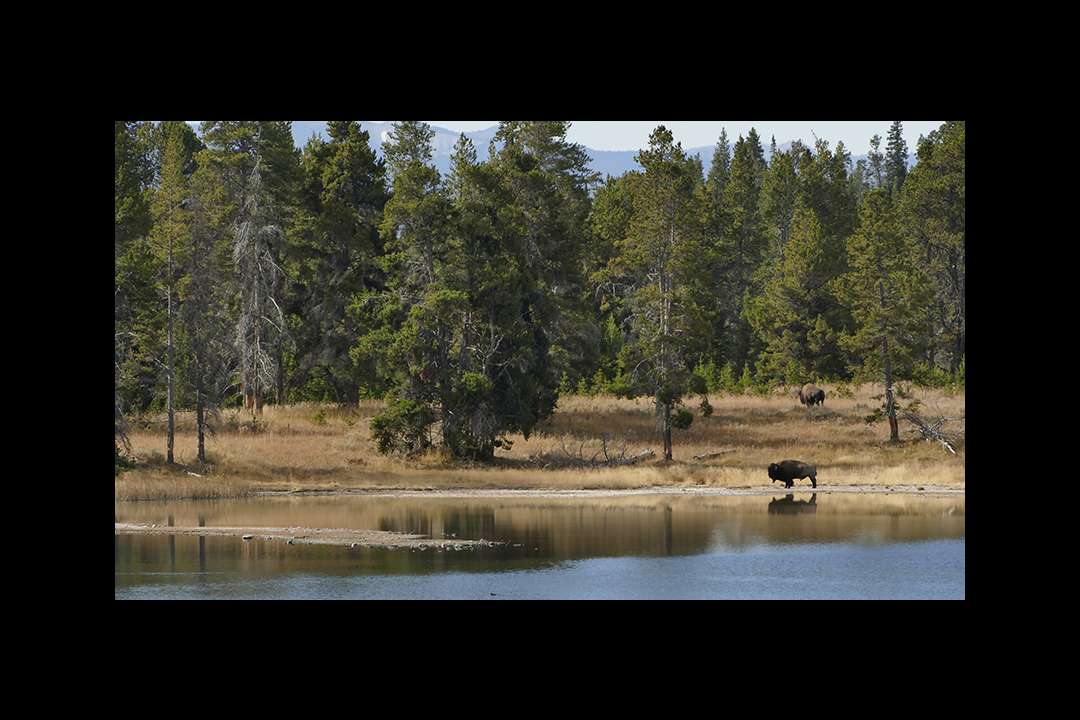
768, 460, 818, 489
799, 383, 825, 406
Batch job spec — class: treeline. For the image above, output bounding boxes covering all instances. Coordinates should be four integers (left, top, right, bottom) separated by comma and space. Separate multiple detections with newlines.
115, 120, 965, 463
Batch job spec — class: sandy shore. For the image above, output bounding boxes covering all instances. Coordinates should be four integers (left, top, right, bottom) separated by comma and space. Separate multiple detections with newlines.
113, 523, 505, 549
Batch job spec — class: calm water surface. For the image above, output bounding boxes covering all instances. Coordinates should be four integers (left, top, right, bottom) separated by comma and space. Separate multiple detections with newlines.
115, 492, 964, 599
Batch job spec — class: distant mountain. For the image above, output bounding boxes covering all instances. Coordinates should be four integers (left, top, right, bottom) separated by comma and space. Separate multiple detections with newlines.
286, 122, 916, 179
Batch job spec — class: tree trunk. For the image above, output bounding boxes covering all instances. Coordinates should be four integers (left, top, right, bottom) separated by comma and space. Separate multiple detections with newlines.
167, 241, 175, 464
663, 401, 673, 460
196, 385, 206, 464
276, 344, 285, 406
876, 276, 902, 442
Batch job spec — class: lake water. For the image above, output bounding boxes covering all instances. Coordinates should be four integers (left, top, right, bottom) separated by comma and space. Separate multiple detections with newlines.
114, 492, 965, 600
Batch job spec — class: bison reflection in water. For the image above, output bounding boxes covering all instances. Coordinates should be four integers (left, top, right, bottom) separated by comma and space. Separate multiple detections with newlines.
768, 494, 818, 514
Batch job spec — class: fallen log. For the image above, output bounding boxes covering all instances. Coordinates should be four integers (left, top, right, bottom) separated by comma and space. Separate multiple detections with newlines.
529, 439, 655, 468
902, 411, 961, 454
693, 449, 736, 461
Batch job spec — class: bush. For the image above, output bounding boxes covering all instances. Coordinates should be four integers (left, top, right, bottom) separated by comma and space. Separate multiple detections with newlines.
592, 368, 609, 395
699, 395, 713, 417
370, 399, 435, 456
672, 407, 694, 430
114, 448, 136, 475
737, 365, 754, 394
718, 362, 737, 394
311, 408, 327, 426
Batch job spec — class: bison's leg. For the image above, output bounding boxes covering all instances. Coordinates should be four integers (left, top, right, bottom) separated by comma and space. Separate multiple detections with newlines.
810, 474, 817, 489
785, 480, 794, 489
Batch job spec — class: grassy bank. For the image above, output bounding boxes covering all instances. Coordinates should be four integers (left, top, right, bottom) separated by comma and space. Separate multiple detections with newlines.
115, 384, 965, 501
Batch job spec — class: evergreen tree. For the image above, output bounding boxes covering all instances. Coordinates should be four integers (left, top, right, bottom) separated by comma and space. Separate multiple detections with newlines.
286, 121, 387, 402
747, 202, 848, 383
884, 121, 909, 195
834, 190, 931, 441
607, 126, 710, 460
147, 123, 195, 461
706, 129, 731, 203
717, 132, 768, 373
115, 121, 155, 459
900, 121, 965, 371
181, 149, 235, 463
867, 134, 885, 189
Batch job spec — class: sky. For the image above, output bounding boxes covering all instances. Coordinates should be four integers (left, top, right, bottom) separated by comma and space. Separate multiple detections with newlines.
402, 120, 945, 154
190, 121, 946, 155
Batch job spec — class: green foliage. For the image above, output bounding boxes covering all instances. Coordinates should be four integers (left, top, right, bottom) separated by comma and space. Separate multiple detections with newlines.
718, 362, 738, 394
671, 407, 695, 430
833, 382, 855, 399
737, 365, 754, 394
369, 399, 435, 456
311, 408, 327, 426
117, 121, 962, 467
558, 371, 572, 395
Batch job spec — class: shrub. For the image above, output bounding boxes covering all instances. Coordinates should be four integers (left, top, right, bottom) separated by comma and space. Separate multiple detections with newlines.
672, 407, 694, 430
311, 408, 327, 426
718, 362, 737, 394
370, 399, 435, 456
592, 368, 609, 395
737, 365, 754, 394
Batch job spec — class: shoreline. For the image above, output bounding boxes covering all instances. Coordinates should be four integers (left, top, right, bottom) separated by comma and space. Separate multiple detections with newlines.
116, 483, 963, 502
256, 484, 963, 498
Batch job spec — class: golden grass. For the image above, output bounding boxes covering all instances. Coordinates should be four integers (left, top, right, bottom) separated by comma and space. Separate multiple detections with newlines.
116, 383, 965, 500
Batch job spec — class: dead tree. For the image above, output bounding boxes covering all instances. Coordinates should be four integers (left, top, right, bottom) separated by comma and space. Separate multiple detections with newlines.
233, 143, 285, 418
902, 410, 962, 454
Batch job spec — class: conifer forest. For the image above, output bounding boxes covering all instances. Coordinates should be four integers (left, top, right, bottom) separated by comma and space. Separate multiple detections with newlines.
114, 120, 965, 465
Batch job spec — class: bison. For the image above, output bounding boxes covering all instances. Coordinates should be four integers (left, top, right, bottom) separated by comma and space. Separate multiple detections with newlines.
799, 383, 825, 406
768, 460, 818, 489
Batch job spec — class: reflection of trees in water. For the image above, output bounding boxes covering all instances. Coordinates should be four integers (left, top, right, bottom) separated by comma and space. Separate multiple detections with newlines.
115, 495, 966, 578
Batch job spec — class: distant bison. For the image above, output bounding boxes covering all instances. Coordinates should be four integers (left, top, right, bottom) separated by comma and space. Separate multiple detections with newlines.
799, 383, 825, 406
768, 460, 818, 489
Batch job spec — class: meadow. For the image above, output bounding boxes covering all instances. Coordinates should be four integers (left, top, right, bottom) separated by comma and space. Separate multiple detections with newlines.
116, 383, 965, 501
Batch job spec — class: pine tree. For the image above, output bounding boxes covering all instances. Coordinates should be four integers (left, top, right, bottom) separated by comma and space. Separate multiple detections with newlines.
867, 134, 885, 189
115, 121, 155, 461
286, 121, 387, 402
884, 121, 909, 195
747, 202, 847, 383
706, 129, 731, 203
718, 132, 768, 373
148, 123, 195, 462
608, 126, 710, 460
834, 190, 931, 441
181, 149, 234, 463
900, 121, 965, 372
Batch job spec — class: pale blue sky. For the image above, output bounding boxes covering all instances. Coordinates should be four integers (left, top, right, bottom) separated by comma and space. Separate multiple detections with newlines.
410, 121, 945, 154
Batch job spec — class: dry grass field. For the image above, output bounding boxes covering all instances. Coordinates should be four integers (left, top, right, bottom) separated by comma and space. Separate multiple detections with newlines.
116, 383, 965, 500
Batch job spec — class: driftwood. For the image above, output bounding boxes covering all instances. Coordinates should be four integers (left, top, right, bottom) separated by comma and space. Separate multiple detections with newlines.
902, 411, 962, 454
693, 449, 736, 461
529, 435, 655, 468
